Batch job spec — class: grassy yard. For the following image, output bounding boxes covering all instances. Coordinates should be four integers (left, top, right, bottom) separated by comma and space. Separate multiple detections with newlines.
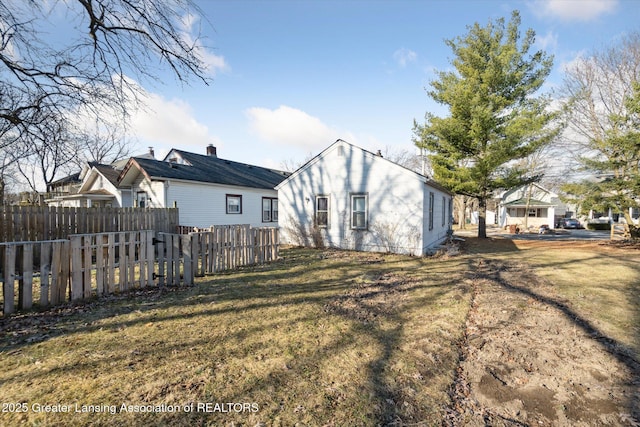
464, 238, 640, 360
0, 247, 471, 426
1, 239, 638, 426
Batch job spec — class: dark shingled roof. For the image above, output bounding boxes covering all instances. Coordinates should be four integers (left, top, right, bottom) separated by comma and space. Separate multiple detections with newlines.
89, 163, 121, 186
131, 150, 290, 189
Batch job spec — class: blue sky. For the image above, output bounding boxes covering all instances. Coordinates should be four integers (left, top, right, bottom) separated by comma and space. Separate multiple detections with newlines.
125, 0, 639, 170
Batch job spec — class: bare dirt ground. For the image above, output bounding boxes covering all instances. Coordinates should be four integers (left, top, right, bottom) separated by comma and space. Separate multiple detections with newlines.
445, 239, 640, 426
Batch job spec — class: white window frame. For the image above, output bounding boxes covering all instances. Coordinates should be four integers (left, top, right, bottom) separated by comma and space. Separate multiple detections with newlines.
428, 192, 434, 231
350, 193, 368, 230
136, 191, 147, 208
262, 197, 278, 222
226, 194, 242, 214
315, 195, 329, 228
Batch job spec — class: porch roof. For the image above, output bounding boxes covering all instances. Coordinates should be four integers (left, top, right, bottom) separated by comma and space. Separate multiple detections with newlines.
503, 198, 555, 208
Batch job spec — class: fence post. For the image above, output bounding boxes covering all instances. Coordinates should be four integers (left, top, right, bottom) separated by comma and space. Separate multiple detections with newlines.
157, 233, 166, 286
70, 236, 83, 301
183, 234, 192, 285
40, 242, 51, 306
3, 245, 16, 315
19, 243, 34, 310
145, 230, 154, 288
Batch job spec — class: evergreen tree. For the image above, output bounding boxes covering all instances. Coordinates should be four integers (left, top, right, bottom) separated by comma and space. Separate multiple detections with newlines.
414, 11, 560, 238
561, 82, 640, 236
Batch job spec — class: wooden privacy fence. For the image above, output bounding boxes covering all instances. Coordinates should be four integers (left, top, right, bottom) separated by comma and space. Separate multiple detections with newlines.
0, 206, 179, 242
1, 225, 279, 316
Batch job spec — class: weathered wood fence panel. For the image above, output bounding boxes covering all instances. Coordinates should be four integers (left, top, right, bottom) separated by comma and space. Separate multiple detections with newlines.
188, 225, 279, 275
68, 231, 155, 301
1, 225, 279, 317
1, 240, 70, 315
0, 206, 179, 242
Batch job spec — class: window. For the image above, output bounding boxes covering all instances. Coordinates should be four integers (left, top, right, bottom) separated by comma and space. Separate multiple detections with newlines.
442, 196, 446, 226
136, 191, 147, 208
262, 198, 278, 222
351, 193, 368, 229
315, 196, 329, 227
226, 194, 242, 214
428, 192, 434, 231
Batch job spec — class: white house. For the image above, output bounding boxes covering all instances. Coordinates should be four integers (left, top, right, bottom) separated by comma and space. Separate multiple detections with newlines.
117, 145, 290, 228
276, 140, 453, 255
497, 183, 559, 230
45, 150, 156, 208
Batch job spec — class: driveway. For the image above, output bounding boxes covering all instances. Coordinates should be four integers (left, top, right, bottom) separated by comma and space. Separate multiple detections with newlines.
454, 227, 611, 241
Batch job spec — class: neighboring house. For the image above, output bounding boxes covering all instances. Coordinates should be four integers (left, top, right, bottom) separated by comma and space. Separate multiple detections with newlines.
276, 139, 453, 256
117, 145, 290, 228
497, 183, 559, 230
46, 149, 156, 208
47, 172, 81, 201
73, 162, 132, 208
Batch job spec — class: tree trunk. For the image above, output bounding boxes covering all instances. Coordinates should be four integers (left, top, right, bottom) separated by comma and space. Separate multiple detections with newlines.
524, 184, 533, 230
0, 177, 4, 206
478, 198, 487, 238
623, 210, 639, 239
456, 195, 467, 230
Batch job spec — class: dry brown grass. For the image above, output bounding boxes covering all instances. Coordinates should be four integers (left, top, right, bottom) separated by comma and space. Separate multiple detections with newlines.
0, 247, 471, 426
464, 237, 640, 360
2, 239, 637, 426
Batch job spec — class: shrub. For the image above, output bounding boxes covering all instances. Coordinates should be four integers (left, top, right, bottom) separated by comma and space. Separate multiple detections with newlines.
587, 222, 610, 230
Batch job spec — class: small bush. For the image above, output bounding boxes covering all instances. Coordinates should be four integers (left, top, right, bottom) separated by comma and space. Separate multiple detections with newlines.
587, 222, 610, 230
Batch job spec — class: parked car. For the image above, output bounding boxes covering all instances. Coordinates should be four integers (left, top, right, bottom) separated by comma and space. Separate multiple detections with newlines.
558, 218, 582, 229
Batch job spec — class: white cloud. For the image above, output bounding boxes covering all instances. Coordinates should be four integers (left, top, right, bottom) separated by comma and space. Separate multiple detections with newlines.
559, 51, 587, 73
392, 48, 417, 68
246, 105, 350, 150
536, 30, 558, 51
179, 13, 230, 76
531, 0, 618, 21
130, 92, 222, 157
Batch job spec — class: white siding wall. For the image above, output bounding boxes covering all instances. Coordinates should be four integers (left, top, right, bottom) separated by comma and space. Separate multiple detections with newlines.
421, 186, 453, 252
279, 142, 451, 255
130, 177, 278, 228
165, 181, 278, 228
85, 175, 124, 207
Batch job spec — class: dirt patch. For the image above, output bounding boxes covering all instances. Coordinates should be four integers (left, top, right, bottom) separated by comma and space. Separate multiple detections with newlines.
323, 270, 413, 324
445, 258, 640, 426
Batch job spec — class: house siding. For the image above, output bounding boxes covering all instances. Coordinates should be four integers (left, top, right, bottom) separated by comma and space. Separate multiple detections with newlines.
499, 184, 557, 230
165, 181, 278, 228
278, 141, 451, 255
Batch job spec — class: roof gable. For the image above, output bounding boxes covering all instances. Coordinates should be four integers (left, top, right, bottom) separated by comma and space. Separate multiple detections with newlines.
276, 139, 452, 194
79, 164, 121, 193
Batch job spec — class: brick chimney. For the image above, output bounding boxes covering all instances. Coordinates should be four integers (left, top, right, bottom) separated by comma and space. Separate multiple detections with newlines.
206, 144, 217, 157
148, 147, 155, 158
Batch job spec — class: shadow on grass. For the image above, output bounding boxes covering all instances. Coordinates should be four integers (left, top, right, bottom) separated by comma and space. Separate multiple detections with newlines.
470, 250, 640, 422
0, 246, 471, 426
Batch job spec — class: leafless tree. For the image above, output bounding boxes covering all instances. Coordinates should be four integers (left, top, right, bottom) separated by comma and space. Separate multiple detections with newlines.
561, 31, 640, 152
13, 114, 78, 193
71, 116, 133, 168
1, 0, 212, 189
